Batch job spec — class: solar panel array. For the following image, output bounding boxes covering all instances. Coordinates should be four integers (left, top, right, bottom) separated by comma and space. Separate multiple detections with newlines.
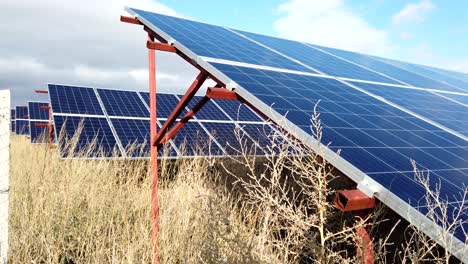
28, 102, 51, 144
127, 8, 468, 261
48, 84, 280, 159
15, 106, 29, 135
10, 109, 15, 133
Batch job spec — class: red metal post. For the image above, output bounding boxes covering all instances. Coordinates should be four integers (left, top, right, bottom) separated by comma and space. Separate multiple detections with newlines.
148, 34, 160, 264
333, 190, 375, 264
120, 15, 142, 25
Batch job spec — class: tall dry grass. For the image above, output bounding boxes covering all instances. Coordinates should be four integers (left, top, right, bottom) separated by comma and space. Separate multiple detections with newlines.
8, 112, 467, 263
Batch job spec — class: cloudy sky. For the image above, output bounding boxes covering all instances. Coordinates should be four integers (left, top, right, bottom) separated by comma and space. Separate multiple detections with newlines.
1, 0, 467, 106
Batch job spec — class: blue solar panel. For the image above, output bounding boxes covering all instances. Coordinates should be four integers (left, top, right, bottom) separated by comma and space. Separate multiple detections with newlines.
311, 46, 463, 92
202, 122, 263, 155
111, 118, 177, 157
48, 84, 104, 115
11, 121, 15, 133
11, 109, 15, 120
183, 95, 231, 121
433, 92, 468, 105
54, 116, 120, 158
210, 62, 467, 240
128, 8, 311, 72
15, 120, 29, 135
97, 89, 149, 117
350, 82, 468, 136
140, 92, 187, 118
422, 65, 468, 84
375, 58, 468, 92
214, 99, 262, 122
171, 121, 223, 156
234, 30, 400, 85
28, 102, 49, 120
15, 106, 28, 119
29, 121, 48, 143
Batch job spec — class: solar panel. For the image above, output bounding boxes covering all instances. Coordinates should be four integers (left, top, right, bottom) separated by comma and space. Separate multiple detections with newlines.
15, 120, 29, 135
348, 82, 468, 136
97, 89, 149, 117
49, 84, 104, 115
124, 8, 468, 260
10, 109, 15, 133
49, 84, 277, 159
15, 106, 29, 135
28, 102, 51, 143
128, 8, 311, 73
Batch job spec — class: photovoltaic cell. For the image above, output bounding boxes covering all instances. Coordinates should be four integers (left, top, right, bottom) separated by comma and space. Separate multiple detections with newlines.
202, 122, 263, 155
183, 95, 231, 121
374, 57, 468, 93
98, 89, 149, 117
15, 120, 29, 135
54, 116, 120, 158
214, 99, 262, 122
349, 82, 468, 136
11, 121, 15, 133
110, 118, 177, 157
29, 121, 49, 143
15, 106, 28, 119
28, 102, 49, 120
433, 92, 468, 105
210, 62, 467, 241
128, 8, 312, 73
48, 84, 104, 115
140, 92, 186, 118
234, 29, 400, 85
171, 121, 223, 156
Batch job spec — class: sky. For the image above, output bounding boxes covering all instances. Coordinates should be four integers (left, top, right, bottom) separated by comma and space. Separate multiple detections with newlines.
1, 0, 467, 106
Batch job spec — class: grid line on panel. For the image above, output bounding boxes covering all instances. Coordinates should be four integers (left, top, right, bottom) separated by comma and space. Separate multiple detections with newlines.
350, 82, 468, 137
97, 89, 149, 117
48, 84, 104, 115
231, 29, 401, 85
211, 62, 468, 221
129, 8, 311, 73
54, 116, 120, 158
92, 88, 125, 157
28, 102, 49, 121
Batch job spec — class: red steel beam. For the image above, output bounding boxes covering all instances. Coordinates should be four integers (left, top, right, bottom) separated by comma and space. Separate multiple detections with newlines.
159, 96, 210, 145
148, 34, 160, 264
34, 123, 48, 128
147, 41, 177, 52
153, 72, 208, 146
334, 190, 375, 264
39, 105, 50, 110
120, 15, 142, 25
35, 90, 48, 94
18, 106, 27, 108
206, 87, 238, 100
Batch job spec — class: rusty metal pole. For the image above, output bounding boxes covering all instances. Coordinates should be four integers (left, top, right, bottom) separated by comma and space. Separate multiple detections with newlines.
148, 34, 160, 264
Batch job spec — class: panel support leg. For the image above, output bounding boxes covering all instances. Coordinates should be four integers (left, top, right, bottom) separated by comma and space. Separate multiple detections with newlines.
148, 34, 160, 264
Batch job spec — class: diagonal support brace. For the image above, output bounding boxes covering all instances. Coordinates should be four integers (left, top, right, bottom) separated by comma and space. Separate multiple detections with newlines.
152, 72, 208, 146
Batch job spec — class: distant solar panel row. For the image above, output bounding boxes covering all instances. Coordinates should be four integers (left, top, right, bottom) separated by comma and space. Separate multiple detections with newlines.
10, 109, 15, 132
28, 102, 51, 144
48, 84, 280, 159
15, 106, 29, 135
126, 8, 467, 261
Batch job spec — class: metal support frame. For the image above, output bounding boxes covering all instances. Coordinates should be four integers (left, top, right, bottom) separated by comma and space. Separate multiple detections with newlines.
34, 90, 55, 148
121, 15, 299, 264
334, 189, 376, 264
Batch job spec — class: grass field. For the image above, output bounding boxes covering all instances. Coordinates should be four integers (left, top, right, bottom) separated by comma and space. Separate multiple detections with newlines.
8, 132, 467, 263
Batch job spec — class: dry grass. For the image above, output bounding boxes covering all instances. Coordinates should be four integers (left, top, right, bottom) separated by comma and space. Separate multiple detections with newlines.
8, 119, 467, 263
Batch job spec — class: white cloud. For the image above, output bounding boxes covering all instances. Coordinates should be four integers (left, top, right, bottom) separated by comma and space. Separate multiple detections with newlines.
399, 32, 413, 40
273, 0, 394, 56
0, 0, 197, 106
392, 0, 436, 25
